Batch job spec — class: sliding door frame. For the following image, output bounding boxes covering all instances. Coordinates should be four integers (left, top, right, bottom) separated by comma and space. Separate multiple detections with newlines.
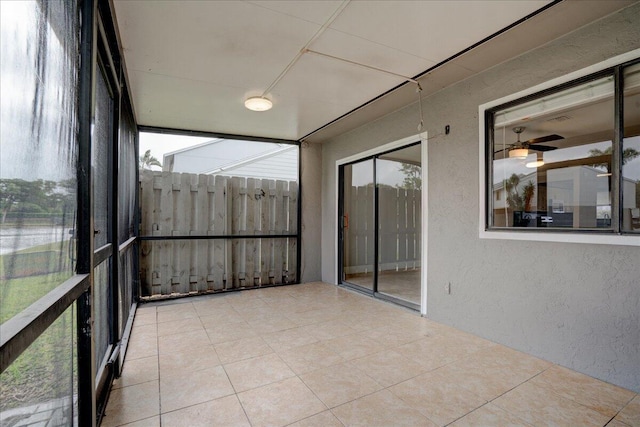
335, 133, 428, 314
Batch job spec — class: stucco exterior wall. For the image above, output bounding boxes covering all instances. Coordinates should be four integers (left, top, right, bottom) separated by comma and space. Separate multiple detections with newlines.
301, 141, 323, 282
319, 4, 640, 391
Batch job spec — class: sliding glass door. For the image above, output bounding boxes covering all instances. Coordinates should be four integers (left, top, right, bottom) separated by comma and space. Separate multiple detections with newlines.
339, 143, 422, 309
342, 159, 375, 290
377, 146, 422, 305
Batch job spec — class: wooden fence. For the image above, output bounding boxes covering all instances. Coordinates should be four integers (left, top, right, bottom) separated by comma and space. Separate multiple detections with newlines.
344, 186, 421, 274
139, 171, 297, 297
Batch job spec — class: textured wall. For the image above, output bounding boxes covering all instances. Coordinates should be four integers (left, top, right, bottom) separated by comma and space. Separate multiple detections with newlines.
301, 141, 323, 282
320, 4, 640, 391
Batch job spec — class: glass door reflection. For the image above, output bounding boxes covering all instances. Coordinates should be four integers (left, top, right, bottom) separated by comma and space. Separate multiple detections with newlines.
342, 159, 375, 290
376, 147, 421, 305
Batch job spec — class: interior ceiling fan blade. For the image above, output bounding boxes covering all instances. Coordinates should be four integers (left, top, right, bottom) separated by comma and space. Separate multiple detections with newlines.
528, 145, 557, 152
493, 132, 563, 155
526, 134, 563, 144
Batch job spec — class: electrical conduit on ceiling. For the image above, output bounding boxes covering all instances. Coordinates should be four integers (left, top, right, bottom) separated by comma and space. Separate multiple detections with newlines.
260, 0, 352, 99
259, 0, 425, 130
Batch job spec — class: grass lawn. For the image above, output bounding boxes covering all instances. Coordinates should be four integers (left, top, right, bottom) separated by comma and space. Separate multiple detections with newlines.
1, 242, 77, 413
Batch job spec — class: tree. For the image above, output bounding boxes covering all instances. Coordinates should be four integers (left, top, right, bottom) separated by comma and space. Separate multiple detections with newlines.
139, 149, 162, 170
0, 179, 69, 223
503, 174, 535, 212
1, 179, 41, 223
398, 163, 421, 190
522, 181, 535, 212
588, 146, 640, 167
504, 174, 522, 211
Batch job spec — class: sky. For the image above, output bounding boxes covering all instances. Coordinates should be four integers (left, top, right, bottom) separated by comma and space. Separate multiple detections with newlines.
139, 132, 212, 171
349, 158, 418, 188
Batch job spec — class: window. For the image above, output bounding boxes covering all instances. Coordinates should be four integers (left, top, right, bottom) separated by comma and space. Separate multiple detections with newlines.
0, 0, 79, 420
622, 63, 640, 232
485, 58, 640, 236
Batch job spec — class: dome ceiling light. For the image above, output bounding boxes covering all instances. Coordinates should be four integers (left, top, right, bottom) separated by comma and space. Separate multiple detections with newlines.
244, 96, 273, 112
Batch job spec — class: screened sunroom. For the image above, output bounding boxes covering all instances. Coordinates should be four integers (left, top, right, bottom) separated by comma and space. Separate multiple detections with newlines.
1, 1, 639, 426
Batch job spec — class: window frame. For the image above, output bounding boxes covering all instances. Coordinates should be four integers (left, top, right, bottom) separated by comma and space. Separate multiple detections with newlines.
478, 48, 640, 247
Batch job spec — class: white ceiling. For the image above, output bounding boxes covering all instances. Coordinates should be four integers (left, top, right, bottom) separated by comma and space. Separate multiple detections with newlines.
112, 0, 634, 143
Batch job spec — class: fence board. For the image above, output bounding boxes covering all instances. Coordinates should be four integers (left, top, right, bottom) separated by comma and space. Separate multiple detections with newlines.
261, 179, 272, 285
408, 189, 419, 267
397, 188, 408, 270
230, 177, 241, 288
266, 180, 275, 284
139, 172, 152, 294
188, 174, 197, 292
158, 172, 173, 295
175, 174, 191, 292
245, 179, 256, 286
378, 187, 397, 270
349, 188, 366, 273
286, 181, 298, 283
193, 174, 208, 291
139, 171, 152, 236
253, 181, 264, 286
356, 185, 373, 272
205, 175, 216, 291
274, 180, 286, 283
282, 181, 290, 282
349, 187, 358, 270
344, 186, 354, 273
213, 176, 227, 290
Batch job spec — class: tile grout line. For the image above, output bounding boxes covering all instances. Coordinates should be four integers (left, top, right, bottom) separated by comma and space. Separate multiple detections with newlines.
199, 303, 255, 427
483, 365, 549, 421
460, 360, 541, 423
522, 366, 635, 421
599, 392, 638, 427
486, 365, 625, 426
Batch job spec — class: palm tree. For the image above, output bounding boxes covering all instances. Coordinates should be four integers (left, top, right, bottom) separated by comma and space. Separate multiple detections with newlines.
522, 181, 535, 212
139, 149, 162, 170
503, 174, 536, 226
504, 174, 523, 211
588, 146, 640, 167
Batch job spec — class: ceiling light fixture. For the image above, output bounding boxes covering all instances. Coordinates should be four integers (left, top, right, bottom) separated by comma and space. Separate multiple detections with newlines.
509, 148, 529, 159
244, 96, 273, 112
508, 127, 528, 159
525, 159, 545, 168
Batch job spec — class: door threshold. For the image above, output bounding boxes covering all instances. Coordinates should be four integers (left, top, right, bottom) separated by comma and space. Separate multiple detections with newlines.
375, 292, 420, 312
339, 281, 374, 297
339, 282, 420, 312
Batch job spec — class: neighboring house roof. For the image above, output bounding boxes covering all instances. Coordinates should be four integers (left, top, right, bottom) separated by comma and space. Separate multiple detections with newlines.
163, 139, 298, 181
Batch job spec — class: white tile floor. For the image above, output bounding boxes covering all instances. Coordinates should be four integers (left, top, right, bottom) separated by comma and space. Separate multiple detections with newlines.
101, 282, 639, 427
